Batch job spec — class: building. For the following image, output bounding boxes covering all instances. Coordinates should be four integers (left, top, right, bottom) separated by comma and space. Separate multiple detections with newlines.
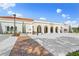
0, 16, 69, 35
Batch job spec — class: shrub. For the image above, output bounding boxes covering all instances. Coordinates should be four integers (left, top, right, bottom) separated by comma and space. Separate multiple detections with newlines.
12, 32, 20, 36
66, 51, 79, 56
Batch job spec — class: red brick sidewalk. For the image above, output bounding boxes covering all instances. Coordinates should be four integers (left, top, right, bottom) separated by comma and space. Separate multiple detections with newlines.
9, 36, 53, 56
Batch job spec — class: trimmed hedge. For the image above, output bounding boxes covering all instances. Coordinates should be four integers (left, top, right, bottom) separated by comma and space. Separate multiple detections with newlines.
66, 51, 79, 56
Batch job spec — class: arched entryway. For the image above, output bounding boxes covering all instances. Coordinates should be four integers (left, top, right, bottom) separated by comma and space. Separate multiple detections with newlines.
44, 26, 48, 33
37, 25, 42, 33
64, 29, 67, 33
50, 26, 53, 33
55, 27, 58, 33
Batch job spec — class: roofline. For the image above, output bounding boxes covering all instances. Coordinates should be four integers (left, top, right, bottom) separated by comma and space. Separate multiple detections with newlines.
0, 16, 33, 21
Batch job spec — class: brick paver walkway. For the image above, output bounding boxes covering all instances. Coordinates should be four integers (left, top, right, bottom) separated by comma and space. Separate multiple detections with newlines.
9, 36, 53, 56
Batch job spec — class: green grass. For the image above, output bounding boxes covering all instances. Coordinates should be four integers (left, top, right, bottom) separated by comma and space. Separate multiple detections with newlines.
66, 51, 79, 56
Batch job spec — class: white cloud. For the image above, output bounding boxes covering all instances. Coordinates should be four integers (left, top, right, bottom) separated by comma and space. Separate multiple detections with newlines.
65, 20, 77, 24
15, 13, 23, 17
67, 16, 71, 19
62, 14, 66, 18
8, 10, 15, 15
64, 20, 78, 27
8, 10, 23, 17
0, 3, 16, 10
56, 8, 62, 14
62, 14, 71, 19
0, 3, 23, 17
56, 8, 71, 20
39, 17, 46, 20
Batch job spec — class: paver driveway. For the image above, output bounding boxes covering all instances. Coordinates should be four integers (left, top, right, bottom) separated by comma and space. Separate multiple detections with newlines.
10, 36, 53, 56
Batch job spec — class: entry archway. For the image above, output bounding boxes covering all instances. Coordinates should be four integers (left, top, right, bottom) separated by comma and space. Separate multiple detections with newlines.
55, 27, 58, 33
50, 26, 53, 33
37, 25, 42, 33
44, 26, 48, 33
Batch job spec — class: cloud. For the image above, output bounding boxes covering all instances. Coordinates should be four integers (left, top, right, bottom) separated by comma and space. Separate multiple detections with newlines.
8, 10, 23, 17
62, 14, 66, 18
56, 8, 62, 14
0, 3, 16, 10
15, 13, 23, 17
8, 10, 15, 15
64, 20, 78, 27
61, 14, 71, 19
67, 16, 71, 19
39, 17, 46, 20
65, 20, 77, 24
0, 3, 23, 17
56, 8, 71, 20
65, 20, 79, 27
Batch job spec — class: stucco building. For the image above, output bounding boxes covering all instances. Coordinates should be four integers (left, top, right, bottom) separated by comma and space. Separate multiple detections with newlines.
0, 16, 69, 35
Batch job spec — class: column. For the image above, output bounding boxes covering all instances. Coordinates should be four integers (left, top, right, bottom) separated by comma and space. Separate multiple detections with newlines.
58, 27, 60, 33
48, 26, 50, 34
53, 26, 56, 33
42, 25, 44, 34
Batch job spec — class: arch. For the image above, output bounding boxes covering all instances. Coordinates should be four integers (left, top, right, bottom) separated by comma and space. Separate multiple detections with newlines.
50, 26, 53, 33
55, 27, 58, 33
64, 29, 67, 33
7, 26, 10, 31
37, 25, 42, 33
44, 26, 48, 33
11, 26, 13, 31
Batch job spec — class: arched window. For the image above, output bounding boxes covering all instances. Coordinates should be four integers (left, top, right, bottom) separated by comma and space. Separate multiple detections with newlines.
7, 26, 10, 31
50, 26, 53, 33
11, 26, 13, 31
44, 26, 48, 33
64, 29, 67, 33
55, 27, 58, 33
37, 25, 41, 33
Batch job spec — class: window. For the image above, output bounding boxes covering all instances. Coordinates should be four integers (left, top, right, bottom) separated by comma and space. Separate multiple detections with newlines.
64, 29, 67, 32
11, 26, 13, 31
7, 26, 10, 31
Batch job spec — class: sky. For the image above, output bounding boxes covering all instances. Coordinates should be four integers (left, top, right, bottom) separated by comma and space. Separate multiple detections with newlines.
0, 3, 79, 26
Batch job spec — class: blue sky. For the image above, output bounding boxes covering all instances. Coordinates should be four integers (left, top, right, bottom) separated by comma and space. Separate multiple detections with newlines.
0, 3, 79, 24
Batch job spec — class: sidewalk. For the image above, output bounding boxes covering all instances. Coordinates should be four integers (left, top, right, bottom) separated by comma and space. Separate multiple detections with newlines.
0, 36, 17, 56
10, 36, 53, 56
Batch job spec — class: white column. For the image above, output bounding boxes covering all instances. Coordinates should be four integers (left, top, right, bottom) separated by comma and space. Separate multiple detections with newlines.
62, 28, 64, 33
48, 26, 50, 34
41, 25, 44, 34
53, 26, 56, 33
58, 27, 60, 33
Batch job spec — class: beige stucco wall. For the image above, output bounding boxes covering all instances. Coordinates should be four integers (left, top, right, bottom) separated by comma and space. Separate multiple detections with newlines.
32, 21, 69, 34
0, 18, 69, 34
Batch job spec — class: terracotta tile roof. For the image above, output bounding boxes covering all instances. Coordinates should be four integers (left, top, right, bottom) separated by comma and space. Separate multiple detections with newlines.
0, 16, 33, 21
